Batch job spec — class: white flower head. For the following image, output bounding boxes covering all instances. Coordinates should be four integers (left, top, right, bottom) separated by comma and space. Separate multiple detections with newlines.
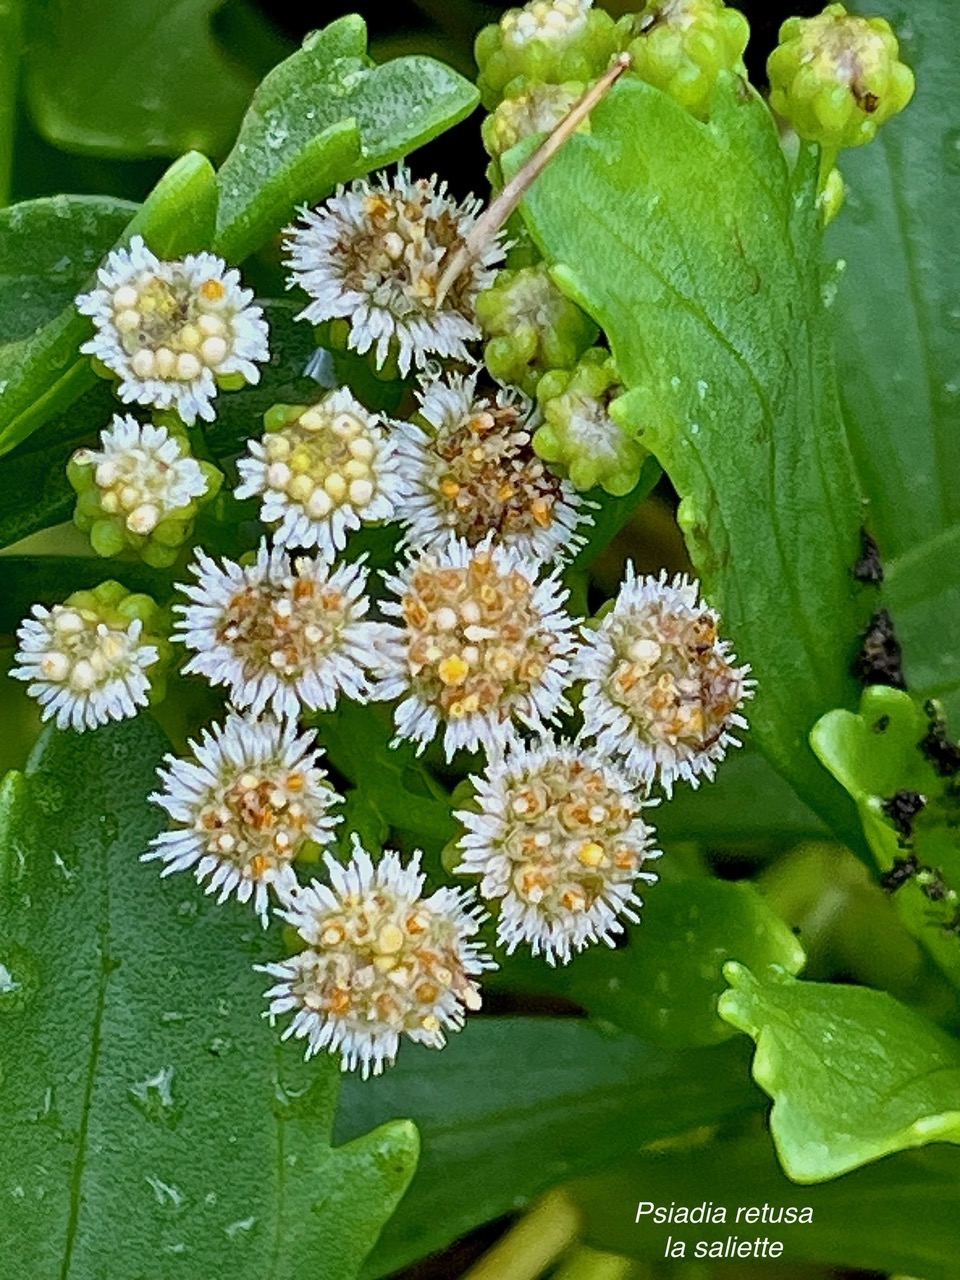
393, 373, 588, 562
284, 168, 505, 376
145, 713, 340, 926
76, 235, 269, 425
500, 0, 592, 48
456, 736, 660, 964
12, 600, 158, 731
72, 414, 211, 536
260, 838, 495, 1078
235, 387, 406, 558
373, 536, 579, 760
174, 544, 384, 718
577, 568, 753, 794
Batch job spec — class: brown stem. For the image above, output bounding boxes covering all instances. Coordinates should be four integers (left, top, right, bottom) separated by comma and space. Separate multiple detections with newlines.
434, 51, 632, 306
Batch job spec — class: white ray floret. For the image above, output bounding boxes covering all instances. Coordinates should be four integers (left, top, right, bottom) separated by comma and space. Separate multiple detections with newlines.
76, 235, 269, 425
260, 837, 495, 1077
145, 713, 340, 925
12, 602, 158, 731
372, 536, 579, 760
576, 568, 753, 794
393, 373, 587, 562
235, 387, 406, 558
284, 168, 504, 376
72, 414, 211, 536
174, 544, 385, 718
456, 736, 660, 964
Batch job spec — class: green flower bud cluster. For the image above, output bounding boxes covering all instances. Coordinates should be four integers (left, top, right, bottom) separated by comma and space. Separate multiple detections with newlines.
68, 417, 223, 569
624, 0, 750, 118
64, 580, 173, 704
767, 4, 915, 151
482, 79, 584, 161
475, 265, 599, 395
534, 349, 647, 495
475, 0, 620, 107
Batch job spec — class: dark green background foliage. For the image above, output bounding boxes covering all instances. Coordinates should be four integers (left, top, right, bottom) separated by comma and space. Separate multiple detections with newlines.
0, 1, 957, 1278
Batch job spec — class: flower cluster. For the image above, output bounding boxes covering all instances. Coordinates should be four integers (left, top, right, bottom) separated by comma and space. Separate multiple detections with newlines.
235, 389, 405, 558
12, 582, 168, 731
8, 31, 770, 1080
77, 236, 268, 425
67, 415, 223, 566
284, 168, 505, 377
262, 841, 493, 1078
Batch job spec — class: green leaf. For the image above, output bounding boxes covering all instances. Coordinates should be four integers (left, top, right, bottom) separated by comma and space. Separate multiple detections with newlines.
214, 15, 480, 261
24, 0, 256, 159
719, 962, 960, 1181
312, 700, 458, 854
3, 200, 136, 345
0, 384, 119, 551
558, 880, 805, 1047
0, 718, 418, 1277
568, 1133, 960, 1280
516, 77, 866, 846
828, 2, 960, 721
333, 1019, 759, 1279
0, 194, 135, 343
0, 152, 218, 458
0, 0, 22, 205
654, 742, 829, 850
811, 685, 960, 990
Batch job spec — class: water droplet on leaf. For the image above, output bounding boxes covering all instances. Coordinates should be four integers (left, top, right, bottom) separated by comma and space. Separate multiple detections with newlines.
128, 1066, 181, 1128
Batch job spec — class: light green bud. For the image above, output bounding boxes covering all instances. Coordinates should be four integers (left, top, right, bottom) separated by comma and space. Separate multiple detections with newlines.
768, 4, 915, 150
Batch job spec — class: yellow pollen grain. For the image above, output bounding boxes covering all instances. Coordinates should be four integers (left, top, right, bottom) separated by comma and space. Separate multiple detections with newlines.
438, 654, 470, 685
530, 498, 552, 528
200, 278, 226, 301
577, 841, 605, 868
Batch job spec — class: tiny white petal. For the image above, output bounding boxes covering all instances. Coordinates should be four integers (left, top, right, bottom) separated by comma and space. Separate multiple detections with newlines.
235, 388, 407, 560
393, 372, 589, 563
72, 414, 211, 535
11, 599, 158, 731
370, 535, 579, 760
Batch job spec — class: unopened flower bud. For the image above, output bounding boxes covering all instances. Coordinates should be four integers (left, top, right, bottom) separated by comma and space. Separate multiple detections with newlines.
534, 349, 646, 495
625, 0, 750, 118
475, 0, 620, 107
482, 80, 584, 160
767, 4, 915, 150
476, 265, 598, 395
